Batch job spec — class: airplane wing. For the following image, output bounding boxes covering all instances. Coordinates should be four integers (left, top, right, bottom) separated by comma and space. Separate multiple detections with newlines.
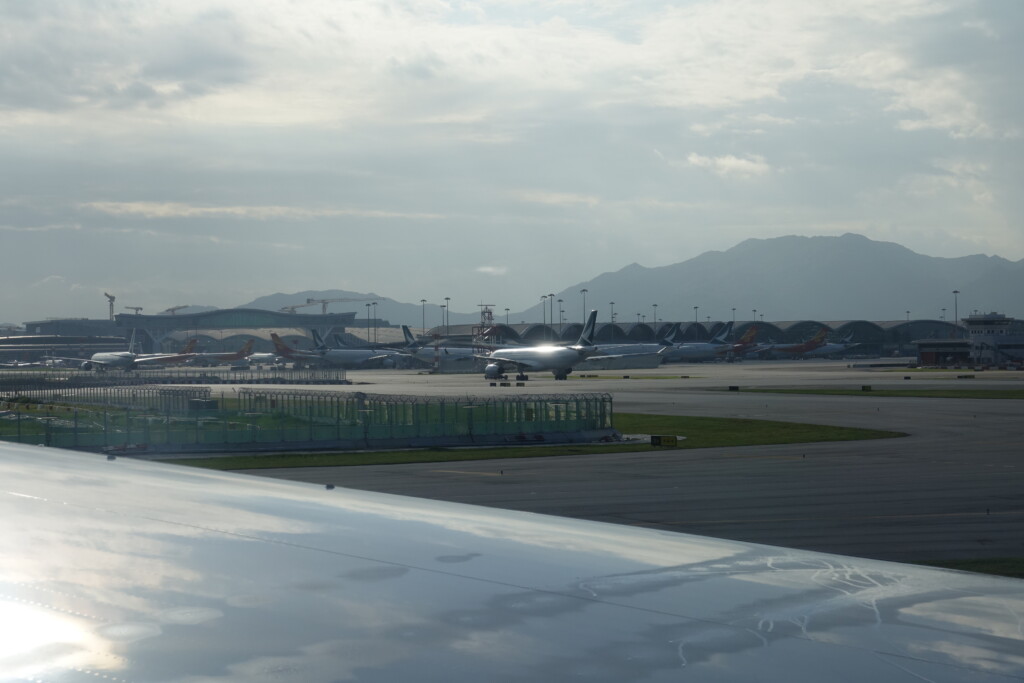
477, 354, 542, 372
131, 352, 197, 366
2, 442, 1022, 681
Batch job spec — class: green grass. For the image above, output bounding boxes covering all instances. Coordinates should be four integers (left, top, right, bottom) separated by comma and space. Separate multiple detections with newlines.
746, 388, 1024, 399
614, 413, 903, 448
166, 412, 904, 470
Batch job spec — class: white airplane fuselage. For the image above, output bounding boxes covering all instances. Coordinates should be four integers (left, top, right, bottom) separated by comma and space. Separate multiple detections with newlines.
483, 344, 595, 380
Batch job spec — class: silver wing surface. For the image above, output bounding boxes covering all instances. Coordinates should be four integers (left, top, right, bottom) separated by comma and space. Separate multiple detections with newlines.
480, 355, 541, 372
1, 442, 1022, 681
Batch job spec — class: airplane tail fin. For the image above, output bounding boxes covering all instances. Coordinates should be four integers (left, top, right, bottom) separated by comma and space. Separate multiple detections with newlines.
401, 325, 419, 348
180, 338, 197, 354
660, 323, 681, 345
739, 325, 758, 343
712, 321, 733, 343
310, 330, 329, 351
270, 333, 297, 358
577, 310, 598, 347
332, 334, 352, 348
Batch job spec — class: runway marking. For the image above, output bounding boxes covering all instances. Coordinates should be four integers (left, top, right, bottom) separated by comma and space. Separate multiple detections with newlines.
431, 469, 502, 477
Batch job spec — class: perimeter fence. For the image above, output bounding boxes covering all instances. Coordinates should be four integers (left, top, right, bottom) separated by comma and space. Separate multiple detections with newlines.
0, 386, 614, 453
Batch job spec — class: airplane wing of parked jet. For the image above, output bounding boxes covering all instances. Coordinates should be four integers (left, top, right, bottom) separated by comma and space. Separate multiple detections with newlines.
2, 441, 1022, 681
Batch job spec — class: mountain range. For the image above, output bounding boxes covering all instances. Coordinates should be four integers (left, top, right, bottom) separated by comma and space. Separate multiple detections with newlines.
228, 234, 1021, 326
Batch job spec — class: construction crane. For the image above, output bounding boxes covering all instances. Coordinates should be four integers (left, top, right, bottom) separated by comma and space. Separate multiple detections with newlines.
124, 306, 143, 315
279, 303, 315, 314
306, 297, 379, 314
161, 305, 188, 315
104, 293, 115, 321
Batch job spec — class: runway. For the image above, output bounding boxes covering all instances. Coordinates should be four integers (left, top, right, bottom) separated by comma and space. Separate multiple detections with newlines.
235, 360, 1024, 563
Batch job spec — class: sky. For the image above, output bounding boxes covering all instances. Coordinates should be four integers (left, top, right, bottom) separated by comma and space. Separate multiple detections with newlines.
1, 0, 1021, 325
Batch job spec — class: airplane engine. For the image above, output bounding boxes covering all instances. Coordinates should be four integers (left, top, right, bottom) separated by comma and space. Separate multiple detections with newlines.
484, 363, 505, 380
80, 361, 94, 370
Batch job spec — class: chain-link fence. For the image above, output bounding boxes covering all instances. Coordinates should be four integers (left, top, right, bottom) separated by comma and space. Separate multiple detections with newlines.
0, 388, 614, 453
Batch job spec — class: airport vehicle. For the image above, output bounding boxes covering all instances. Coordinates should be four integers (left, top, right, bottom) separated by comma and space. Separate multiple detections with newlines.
480, 310, 598, 380
270, 332, 406, 369
247, 351, 285, 366
751, 327, 829, 358
3, 440, 1022, 680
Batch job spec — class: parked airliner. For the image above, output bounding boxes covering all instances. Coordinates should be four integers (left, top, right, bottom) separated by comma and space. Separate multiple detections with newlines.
271, 332, 406, 369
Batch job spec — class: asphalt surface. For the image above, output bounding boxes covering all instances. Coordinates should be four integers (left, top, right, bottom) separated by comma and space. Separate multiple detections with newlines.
233, 360, 1024, 563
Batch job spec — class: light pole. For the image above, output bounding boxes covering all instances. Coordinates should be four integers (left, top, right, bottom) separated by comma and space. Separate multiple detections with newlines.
557, 298, 563, 333
693, 306, 699, 323
636, 312, 641, 324
609, 301, 615, 324
580, 289, 588, 323
372, 302, 378, 343
504, 307, 509, 325
952, 290, 960, 326
420, 299, 427, 334
444, 297, 451, 335
652, 303, 658, 325
731, 307, 736, 323
906, 310, 910, 322
440, 304, 446, 333
540, 295, 548, 340
752, 308, 757, 322
365, 303, 371, 340
548, 293, 555, 340
941, 307, 946, 321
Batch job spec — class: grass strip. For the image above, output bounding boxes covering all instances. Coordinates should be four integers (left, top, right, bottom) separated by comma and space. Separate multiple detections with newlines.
165, 412, 903, 470
746, 388, 1024, 399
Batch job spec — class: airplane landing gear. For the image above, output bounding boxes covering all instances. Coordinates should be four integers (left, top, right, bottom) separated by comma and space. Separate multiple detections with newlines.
516, 373, 529, 381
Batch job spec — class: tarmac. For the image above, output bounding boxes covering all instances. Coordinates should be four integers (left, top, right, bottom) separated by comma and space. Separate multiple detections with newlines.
231, 359, 1024, 564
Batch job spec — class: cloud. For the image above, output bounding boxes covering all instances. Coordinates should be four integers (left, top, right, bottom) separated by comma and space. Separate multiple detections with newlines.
687, 154, 772, 179
0, 223, 81, 233
476, 266, 508, 276
81, 202, 443, 221
513, 191, 600, 207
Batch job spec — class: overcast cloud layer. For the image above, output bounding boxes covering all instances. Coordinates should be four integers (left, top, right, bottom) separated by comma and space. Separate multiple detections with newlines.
1, 0, 1021, 324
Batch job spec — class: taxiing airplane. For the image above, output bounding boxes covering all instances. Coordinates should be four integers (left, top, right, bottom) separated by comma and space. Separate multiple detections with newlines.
480, 310, 598, 380
2, 441, 1022, 680
271, 332, 406, 369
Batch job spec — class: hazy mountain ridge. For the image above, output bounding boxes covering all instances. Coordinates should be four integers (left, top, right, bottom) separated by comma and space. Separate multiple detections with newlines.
525, 234, 1023, 323
229, 234, 1021, 325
